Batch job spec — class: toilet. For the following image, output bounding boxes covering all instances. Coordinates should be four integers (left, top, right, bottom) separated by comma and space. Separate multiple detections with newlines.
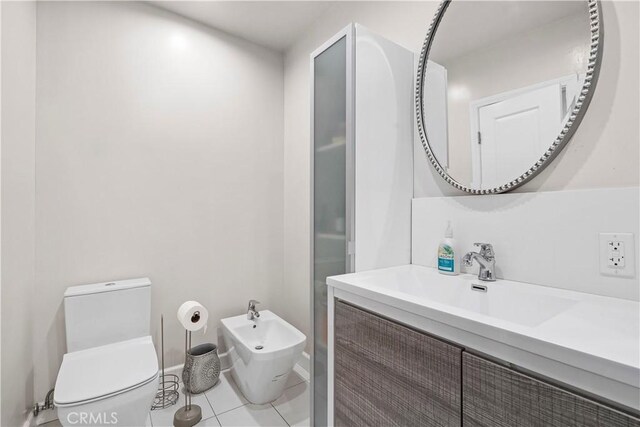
54, 278, 159, 427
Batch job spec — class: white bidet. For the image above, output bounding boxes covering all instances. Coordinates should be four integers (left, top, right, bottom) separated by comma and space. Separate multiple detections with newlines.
221, 310, 306, 404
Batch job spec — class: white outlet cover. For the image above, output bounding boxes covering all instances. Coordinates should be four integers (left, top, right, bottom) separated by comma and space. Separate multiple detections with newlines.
599, 233, 635, 278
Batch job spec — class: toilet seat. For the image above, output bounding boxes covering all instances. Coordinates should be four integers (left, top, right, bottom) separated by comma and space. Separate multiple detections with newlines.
54, 336, 158, 407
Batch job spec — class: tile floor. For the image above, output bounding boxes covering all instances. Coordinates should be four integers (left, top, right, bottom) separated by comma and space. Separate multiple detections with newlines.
44, 368, 310, 427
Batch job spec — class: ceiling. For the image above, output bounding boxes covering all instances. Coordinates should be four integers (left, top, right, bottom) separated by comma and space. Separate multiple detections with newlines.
150, 1, 334, 51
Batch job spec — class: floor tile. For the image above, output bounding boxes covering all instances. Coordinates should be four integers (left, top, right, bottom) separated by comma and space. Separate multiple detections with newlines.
150, 393, 215, 427
198, 416, 222, 426
283, 370, 306, 390
217, 404, 288, 427
272, 381, 310, 426
45, 415, 158, 427
204, 370, 248, 415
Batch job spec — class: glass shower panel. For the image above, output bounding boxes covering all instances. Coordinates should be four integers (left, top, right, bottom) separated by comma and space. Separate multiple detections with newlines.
313, 36, 347, 427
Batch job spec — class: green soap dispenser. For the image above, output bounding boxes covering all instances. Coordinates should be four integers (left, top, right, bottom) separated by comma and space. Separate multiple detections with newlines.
438, 221, 459, 275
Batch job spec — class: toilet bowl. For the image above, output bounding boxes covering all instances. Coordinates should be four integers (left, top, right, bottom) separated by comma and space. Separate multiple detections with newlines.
55, 336, 158, 426
54, 278, 158, 426
221, 310, 306, 404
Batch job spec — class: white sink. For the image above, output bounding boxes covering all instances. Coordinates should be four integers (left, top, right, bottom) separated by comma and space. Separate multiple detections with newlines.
380, 269, 577, 327
326, 264, 640, 384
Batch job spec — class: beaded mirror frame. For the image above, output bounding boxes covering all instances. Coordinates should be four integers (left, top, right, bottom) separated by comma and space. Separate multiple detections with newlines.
415, 0, 604, 194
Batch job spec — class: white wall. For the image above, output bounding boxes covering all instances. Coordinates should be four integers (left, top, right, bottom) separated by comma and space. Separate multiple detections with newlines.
1, 2, 36, 425
413, 188, 640, 301
282, 0, 639, 344
34, 1, 284, 403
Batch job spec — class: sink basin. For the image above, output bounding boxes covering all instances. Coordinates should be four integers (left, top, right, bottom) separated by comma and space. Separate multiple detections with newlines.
330, 266, 577, 327
448, 284, 576, 327
406, 271, 576, 327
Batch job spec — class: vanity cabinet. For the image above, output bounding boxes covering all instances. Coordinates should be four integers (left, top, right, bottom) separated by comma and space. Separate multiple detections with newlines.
462, 353, 640, 427
332, 299, 640, 427
334, 300, 462, 426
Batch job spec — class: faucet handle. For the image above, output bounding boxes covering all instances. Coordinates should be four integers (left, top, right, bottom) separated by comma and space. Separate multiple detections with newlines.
474, 243, 494, 257
248, 299, 260, 309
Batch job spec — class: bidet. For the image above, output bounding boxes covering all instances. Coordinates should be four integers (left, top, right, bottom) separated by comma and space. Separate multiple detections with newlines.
221, 309, 306, 404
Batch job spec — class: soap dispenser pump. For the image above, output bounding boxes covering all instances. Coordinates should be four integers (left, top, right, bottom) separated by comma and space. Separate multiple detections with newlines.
438, 221, 459, 275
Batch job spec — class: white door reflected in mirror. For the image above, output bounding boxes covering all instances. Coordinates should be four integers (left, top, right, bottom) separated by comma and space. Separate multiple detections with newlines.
473, 80, 567, 190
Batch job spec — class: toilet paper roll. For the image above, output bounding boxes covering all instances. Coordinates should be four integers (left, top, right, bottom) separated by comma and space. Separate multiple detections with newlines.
177, 301, 209, 332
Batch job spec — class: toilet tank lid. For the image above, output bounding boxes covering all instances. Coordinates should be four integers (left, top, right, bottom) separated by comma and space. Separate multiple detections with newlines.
64, 277, 151, 297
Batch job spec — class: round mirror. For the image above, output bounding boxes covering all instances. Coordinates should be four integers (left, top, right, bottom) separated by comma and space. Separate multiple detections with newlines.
416, 0, 603, 194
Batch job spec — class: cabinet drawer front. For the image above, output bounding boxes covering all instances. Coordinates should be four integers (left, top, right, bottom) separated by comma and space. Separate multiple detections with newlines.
334, 300, 462, 427
463, 353, 640, 427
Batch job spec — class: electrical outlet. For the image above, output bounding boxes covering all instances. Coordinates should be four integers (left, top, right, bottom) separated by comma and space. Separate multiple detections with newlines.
600, 233, 635, 278
608, 256, 624, 268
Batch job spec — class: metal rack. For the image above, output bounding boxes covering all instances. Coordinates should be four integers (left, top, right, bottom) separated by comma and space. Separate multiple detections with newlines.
151, 315, 179, 410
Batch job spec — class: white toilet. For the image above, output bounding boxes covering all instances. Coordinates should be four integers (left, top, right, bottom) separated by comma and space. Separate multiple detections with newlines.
54, 278, 159, 427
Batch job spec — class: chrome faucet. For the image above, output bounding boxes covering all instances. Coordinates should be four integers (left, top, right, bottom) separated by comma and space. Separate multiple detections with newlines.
463, 243, 496, 281
247, 299, 260, 320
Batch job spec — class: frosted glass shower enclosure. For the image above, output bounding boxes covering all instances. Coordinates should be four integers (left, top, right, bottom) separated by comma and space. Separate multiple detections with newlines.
311, 24, 413, 425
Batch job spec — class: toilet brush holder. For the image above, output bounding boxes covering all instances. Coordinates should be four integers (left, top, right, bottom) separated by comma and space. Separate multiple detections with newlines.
183, 343, 220, 394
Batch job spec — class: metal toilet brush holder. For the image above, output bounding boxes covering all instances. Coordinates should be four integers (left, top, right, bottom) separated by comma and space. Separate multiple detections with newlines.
152, 315, 180, 411
183, 343, 220, 394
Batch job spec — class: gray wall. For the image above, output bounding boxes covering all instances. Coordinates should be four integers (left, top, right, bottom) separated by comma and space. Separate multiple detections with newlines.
1, 2, 36, 425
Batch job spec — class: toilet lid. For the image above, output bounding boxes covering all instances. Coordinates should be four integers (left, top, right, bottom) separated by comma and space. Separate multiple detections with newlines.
54, 336, 158, 406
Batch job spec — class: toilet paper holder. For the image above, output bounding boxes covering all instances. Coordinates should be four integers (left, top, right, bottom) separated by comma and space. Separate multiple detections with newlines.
174, 301, 208, 427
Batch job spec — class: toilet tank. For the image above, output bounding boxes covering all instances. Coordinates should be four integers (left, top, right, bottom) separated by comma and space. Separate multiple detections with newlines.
64, 278, 151, 352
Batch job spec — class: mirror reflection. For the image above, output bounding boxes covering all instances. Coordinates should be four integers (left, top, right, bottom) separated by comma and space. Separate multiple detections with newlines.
423, 1, 591, 190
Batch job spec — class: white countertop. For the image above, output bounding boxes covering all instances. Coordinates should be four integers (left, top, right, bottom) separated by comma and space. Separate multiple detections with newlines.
327, 264, 640, 390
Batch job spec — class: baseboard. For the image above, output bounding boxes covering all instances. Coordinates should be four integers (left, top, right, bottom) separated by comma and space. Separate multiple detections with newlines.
162, 350, 231, 379
295, 351, 311, 381
162, 362, 183, 378
34, 407, 57, 426
23, 411, 34, 427
164, 350, 311, 381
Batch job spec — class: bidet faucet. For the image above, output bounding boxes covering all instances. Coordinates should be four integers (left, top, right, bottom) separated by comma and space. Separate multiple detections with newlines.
463, 243, 496, 282
247, 299, 261, 320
